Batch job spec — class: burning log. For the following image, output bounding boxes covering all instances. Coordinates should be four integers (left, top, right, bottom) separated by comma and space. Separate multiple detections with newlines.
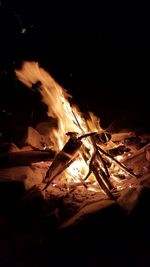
79, 118, 116, 195
0, 150, 56, 168
88, 135, 116, 198
70, 117, 118, 197
44, 134, 82, 185
84, 149, 114, 192
44, 132, 96, 190
97, 149, 110, 180
90, 155, 115, 199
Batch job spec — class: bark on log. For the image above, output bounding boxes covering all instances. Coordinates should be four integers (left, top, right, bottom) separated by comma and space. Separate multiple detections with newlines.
44, 136, 83, 188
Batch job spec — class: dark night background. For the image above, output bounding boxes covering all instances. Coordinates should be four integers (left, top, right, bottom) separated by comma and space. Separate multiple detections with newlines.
0, 0, 150, 132
1, 1, 150, 267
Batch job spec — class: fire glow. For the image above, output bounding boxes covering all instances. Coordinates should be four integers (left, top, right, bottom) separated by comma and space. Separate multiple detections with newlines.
15, 62, 137, 198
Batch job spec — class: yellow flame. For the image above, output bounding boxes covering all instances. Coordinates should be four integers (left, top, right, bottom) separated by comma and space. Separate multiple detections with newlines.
15, 61, 132, 192
16, 62, 83, 150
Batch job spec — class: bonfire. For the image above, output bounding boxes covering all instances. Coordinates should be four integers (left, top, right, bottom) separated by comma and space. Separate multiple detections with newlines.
0, 61, 150, 228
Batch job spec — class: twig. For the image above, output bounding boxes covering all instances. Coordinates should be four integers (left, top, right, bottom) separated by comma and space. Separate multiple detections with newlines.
83, 118, 116, 196
97, 149, 110, 179
97, 146, 138, 178
91, 158, 116, 200
71, 109, 84, 133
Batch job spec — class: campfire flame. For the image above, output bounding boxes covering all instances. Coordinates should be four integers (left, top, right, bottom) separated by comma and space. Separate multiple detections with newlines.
16, 62, 136, 195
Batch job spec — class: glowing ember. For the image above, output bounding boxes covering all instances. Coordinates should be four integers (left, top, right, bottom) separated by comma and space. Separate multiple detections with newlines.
15, 61, 137, 195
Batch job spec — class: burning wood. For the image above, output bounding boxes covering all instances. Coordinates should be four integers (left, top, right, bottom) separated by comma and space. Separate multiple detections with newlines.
44, 132, 96, 189
0, 60, 149, 232
14, 61, 140, 197
0, 61, 150, 230
89, 155, 115, 199
0, 59, 149, 227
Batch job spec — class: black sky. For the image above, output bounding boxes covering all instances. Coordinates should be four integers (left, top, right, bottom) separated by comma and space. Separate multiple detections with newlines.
0, 0, 150, 128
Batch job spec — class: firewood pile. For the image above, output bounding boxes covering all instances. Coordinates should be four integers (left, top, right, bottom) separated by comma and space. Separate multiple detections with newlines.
1, 124, 150, 229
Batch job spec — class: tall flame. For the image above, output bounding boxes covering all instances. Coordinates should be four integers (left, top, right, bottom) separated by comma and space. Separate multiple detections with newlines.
16, 62, 84, 150
15, 61, 133, 192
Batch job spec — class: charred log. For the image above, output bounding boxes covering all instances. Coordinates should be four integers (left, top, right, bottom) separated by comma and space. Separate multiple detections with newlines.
91, 156, 115, 199
44, 132, 96, 190
44, 135, 83, 189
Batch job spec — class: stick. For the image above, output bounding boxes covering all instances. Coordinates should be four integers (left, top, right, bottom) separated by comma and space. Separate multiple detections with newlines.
43, 136, 83, 190
83, 119, 115, 195
44, 133, 97, 190
97, 146, 138, 178
88, 158, 115, 199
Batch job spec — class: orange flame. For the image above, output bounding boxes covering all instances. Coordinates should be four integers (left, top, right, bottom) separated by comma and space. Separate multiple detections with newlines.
15, 61, 133, 192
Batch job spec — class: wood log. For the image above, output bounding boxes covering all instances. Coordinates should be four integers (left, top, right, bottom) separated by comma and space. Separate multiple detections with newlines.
44, 132, 96, 189
0, 150, 56, 168
86, 134, 116, 197
44, 136, 83, 189
91, 157, 115, 199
